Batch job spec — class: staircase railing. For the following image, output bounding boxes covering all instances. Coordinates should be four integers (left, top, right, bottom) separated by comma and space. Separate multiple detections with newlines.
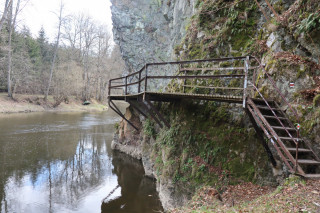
248, 56, 301, 172
251, 57, 300, 122
248, 84, 300, 172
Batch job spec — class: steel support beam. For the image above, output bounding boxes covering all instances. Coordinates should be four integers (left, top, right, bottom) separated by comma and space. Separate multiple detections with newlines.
145, 100, 170, 128
108, 99, 139, 131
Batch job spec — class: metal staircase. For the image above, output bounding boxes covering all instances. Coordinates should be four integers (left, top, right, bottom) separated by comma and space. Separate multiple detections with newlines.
247, 98, 320, 178
108, 56, 320, 178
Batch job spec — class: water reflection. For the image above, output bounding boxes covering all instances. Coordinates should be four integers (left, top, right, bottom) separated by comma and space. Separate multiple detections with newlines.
0, 111, 163, 213
102, 152, 163, 213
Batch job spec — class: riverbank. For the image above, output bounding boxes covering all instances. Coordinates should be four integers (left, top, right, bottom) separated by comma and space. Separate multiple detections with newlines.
0, 93, 107, 114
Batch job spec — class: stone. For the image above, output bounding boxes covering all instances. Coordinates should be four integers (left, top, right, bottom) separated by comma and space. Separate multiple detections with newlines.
197, 31, 205, 39
266, 32, 283, 53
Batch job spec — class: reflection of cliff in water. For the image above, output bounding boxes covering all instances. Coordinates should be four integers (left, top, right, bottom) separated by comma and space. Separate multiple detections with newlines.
102, 151, 163, 213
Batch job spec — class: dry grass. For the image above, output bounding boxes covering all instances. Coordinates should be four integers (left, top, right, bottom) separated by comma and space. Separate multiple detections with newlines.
171, 176, 320, 213
0, 93, 107, 114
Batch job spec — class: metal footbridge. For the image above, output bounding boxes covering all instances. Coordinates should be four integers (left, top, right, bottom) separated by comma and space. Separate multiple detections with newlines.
108, 56, 320, 178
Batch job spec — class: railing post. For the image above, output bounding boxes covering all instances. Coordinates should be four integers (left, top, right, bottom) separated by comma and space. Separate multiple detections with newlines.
183, 70, 186, 93
125, 76, 128, 101
138, 68, 142, 93
295, 142, 298, 173
180, 64, 187, 93
145, 64, 148, 93
108, 79, 111, 96
243, 56, 249, 108
125, 76, 128, 95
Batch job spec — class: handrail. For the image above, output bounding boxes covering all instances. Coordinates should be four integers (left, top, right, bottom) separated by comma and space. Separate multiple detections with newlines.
249, 82, 300, 171
249, 83, 298, 145
109, 56, 302, 125
145, 56, 250, 66
250, 57, 301, 171
108, 56, 252, 98
251, 56, 300, 122
109, 56, 250, 84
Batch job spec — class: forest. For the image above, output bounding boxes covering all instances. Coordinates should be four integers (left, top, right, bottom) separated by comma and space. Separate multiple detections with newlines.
0, 0, 123, 105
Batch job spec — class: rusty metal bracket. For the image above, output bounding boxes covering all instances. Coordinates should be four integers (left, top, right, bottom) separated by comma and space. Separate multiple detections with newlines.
145, 100, 170, 128
139, 101, 163, 128
128, 100, 148, 119
108, 99, 139, 131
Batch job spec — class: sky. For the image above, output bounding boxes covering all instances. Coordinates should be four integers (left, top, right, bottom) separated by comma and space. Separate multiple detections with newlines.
18, 0, 113, 42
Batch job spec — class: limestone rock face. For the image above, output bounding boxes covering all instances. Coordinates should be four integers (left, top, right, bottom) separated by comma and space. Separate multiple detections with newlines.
111, 0, 196, 71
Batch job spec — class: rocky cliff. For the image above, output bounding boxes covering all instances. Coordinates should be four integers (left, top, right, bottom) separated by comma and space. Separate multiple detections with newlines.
110, 0, 320, 211
111, 0, 196, 71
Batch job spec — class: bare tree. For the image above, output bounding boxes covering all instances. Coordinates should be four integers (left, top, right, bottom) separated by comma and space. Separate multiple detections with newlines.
7, 0, 21, 98
44, 1, 64, 101
80, 16, 98, 100
61, 13, 83, 60
95, 25, 111, 101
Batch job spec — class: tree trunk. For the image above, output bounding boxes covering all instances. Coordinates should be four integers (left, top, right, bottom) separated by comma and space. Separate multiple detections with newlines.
7, 30, 12, 97
7, 1, 13, 98
44, 2, 63, 101
8, 0, 21, 98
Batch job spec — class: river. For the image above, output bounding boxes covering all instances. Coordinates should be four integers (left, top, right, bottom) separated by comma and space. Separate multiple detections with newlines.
0, 109, 163, 213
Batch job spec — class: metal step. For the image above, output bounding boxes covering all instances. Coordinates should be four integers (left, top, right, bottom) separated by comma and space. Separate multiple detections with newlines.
279, 137, 301, 141
256, 105, 281, 111
264, 115, 288, 120
297, 159, 320, 165
304, 174, 320, 178
252, 98, 275, 103
271, 126, 296, 131
287, 148, 312, 153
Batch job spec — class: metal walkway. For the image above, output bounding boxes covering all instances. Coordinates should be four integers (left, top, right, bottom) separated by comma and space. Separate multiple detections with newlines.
110, 92, 243, 103
108, 56, 320, 178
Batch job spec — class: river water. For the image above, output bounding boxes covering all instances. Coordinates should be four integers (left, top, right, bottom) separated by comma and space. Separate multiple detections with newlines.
0, 110, 163, 213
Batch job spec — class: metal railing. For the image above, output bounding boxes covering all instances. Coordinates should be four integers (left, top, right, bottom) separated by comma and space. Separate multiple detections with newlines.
248, 56, 301, 172
108, 55, 305, 173
108, 56, 256, 103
